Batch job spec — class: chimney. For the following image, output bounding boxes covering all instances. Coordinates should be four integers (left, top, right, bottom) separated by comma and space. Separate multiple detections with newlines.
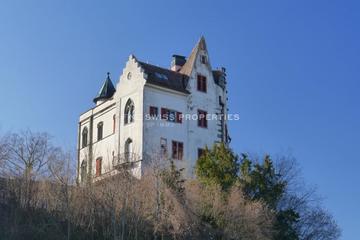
171, 55, 186, 72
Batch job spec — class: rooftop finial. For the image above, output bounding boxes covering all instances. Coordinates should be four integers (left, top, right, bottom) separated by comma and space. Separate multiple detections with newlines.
107, 72, 110, 79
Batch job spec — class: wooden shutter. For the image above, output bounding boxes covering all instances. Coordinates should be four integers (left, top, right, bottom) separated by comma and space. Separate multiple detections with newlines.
96, 158, 102, 177
161, 108, 167, 120
203, 76, 207, 92
150, 106, 158, 117
176, 112, 182, 123
178, 142, 183, 160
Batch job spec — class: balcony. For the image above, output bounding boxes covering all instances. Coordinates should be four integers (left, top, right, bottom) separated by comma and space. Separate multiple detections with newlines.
112, 152, 141, 169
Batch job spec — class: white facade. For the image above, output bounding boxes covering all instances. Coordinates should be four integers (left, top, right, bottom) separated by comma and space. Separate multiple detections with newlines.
77, 37, 230, 183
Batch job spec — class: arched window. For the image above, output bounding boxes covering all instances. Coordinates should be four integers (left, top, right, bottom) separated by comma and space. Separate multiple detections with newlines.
97, 122, 103, 141
81, 160, 87, 182
124, 99, 135, 125
125, 138, 133, 162
113, 114, 116, 133
82, 127, 88, 148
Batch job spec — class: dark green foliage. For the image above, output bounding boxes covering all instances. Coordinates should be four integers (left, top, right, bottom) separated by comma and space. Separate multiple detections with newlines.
275, 209, 300, 240
195, 143, 239, 191
239, 154, 286, 208
238, 154, 300, 239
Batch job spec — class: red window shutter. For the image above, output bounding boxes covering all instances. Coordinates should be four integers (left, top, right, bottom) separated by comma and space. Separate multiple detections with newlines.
198, 110, 202, 127
203, 111, 207, 127
203, 77, 207, 92
197, 75, 201, 91
176, 112, 182, 123
198, 110, 207, 128
178, 142, 183, 160
150, 106, 158, 117
161, 108, 167, 119
96, 158, 102, 177
172, 141, 177, 159
197, 75, 207, 92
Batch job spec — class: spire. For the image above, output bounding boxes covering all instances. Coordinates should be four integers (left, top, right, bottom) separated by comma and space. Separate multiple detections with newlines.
93, 72, 116, 103
180, 36, 208, 76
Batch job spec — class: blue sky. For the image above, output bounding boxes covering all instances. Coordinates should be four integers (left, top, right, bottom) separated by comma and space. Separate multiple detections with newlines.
0, 0, 359, 238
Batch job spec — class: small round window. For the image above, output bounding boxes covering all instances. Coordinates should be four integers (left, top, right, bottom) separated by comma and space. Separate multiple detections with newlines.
127, 72, 132, 80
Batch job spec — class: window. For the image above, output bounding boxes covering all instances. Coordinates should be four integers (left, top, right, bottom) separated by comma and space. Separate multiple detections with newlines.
160, 138, 167, 157
97, 122, 103, 141
198, 110, 208, 128
160, 108, 182, 123
197, 75, 207, 92
113, 114, 116, 133
200, 55, 207, 64
176, 112, 182, 123
155, 72, 168, 81
150, 106, 158, 117
125, 138, 133, 162
96, 157, 102, 177
81, 160, 87, 182
169, 110, 176, 122
127, 72, 132, 80
82, 127, 88, 148
124, 99, 135, 125
198, 148, 205, 159
172, 141, 183, 160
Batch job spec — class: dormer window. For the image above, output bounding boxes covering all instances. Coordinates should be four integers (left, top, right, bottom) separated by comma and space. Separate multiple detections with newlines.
97, 122, 103, 141
197, 75, 207, 93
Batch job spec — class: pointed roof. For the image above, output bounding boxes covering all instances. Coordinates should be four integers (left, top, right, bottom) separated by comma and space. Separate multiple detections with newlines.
180, 36, 207, 76
93, 72, 116, 103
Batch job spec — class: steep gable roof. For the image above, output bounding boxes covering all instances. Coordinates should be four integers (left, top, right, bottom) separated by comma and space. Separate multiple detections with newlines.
93, 73, 116, 103
179, 36, 208, 76
138, 61, 190, 94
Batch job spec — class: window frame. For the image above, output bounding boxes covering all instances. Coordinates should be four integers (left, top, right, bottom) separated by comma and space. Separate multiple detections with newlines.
82, 127, 88, 148
150, 106, 158, 117
81, 160, 87, 182
200, 55, 207, 64
197, 110, 208, 128
160, 107, 182, 123
124, 99, 135, 125
95, 157, 102, 177
97, 122, 103, 141
172, 140, 184, 160
125, 138, 133, 162
197, 74, 207, 93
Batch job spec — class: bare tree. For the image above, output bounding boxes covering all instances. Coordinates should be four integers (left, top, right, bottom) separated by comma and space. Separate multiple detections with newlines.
1, 130, 58, 179
275, 156, 341, 240
47, 149, 76, 240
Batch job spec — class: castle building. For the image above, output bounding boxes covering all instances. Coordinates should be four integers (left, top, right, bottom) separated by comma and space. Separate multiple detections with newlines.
77, 37, 230, 183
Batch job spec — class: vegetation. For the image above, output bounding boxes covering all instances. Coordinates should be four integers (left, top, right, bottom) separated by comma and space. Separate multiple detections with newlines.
0, 131, 341, 239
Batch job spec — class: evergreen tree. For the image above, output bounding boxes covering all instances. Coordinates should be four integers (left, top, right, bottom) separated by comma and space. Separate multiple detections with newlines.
195, 143, 239, 191
239, 154, 299, 240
